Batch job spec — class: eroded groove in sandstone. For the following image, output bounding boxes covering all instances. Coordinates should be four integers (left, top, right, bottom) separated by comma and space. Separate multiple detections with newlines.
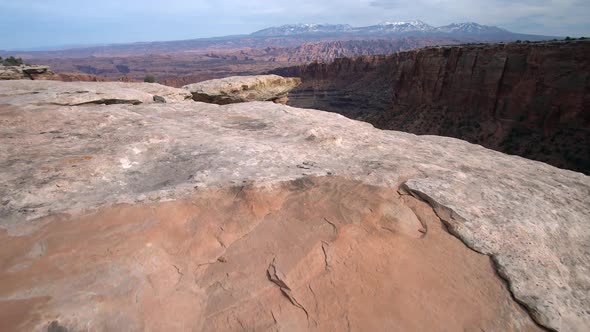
267, 258, 311, 325
51, 98, 143, 106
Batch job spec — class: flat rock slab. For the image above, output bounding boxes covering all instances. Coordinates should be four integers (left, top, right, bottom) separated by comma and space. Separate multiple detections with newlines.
0, 80, 589, 331
183, 74, 301, 104
0, 80, 192, 106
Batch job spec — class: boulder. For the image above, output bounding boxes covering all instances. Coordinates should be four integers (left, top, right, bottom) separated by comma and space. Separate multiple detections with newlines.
153, 95, 167, 103
20, 64, 52, 75
183, 74, 301, 104
0, 64, 55, 80
0, 65, 25, 80
0, 80, 588, 332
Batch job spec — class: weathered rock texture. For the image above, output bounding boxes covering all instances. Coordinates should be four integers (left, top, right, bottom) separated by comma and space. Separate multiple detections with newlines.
0, 178, 543, 332
273, 40, 590, 174
0, 80, 192, 106
0, 80, 589, 331
183, 75, 301, 104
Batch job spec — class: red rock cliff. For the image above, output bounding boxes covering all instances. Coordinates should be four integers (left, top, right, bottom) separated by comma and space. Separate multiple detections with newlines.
274, 41, 590, 174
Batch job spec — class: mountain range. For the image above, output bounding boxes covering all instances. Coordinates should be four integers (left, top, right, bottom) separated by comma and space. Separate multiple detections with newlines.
250, 20, 552, 40
1, 19, 562, 89
2, 20, 558, 57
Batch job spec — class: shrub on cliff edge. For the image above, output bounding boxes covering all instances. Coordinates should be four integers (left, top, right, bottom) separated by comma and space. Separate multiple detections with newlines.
1, 56, 25, 66
144, 74, 156, 83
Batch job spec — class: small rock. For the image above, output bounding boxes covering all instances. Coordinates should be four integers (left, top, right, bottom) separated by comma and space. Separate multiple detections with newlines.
153, 95, 166, 103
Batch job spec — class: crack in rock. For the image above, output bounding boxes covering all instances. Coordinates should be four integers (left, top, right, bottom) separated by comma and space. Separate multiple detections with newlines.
48, 99, 143, 106
323, 217, 338, 235
321, 241, 332, 272
266, 258, 310, 325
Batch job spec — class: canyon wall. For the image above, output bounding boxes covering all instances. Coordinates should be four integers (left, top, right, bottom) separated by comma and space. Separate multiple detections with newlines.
273, 40, 590, 174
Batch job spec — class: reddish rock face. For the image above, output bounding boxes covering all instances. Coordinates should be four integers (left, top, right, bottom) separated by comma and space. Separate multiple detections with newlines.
278, 41, 590, 174
0, 177, 541, 331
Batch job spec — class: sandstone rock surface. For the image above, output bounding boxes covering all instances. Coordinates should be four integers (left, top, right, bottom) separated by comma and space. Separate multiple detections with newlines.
183, 74, 301, 104
0, 80, 589, 331
0, 80, 192, 106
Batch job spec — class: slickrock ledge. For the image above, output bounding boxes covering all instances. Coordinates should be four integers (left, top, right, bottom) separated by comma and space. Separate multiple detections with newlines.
0, 80, 589, 331
0, 80, 192, 106
182, 74, 301, 104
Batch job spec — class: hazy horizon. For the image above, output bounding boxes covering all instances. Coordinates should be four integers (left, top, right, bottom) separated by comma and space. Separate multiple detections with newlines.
1, 0, 589, 50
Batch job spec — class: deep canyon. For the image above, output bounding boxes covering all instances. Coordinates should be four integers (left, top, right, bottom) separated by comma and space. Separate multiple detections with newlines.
273, 40, 590, 174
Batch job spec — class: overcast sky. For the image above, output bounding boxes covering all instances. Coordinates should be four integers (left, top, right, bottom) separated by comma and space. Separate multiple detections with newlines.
1, 0, 589, 50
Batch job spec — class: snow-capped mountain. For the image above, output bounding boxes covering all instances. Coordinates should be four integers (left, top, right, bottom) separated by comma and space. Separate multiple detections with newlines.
251, 24, 353, 37
365, 20, 436, 34
249, 20, 551, 41
436, 22, 509, 35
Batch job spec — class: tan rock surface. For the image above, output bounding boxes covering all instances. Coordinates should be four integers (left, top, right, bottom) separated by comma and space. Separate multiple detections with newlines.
183, 74, 301, 104
0, 80, 589, 331
0, 80, 192, 106
0, 66, 27, 80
